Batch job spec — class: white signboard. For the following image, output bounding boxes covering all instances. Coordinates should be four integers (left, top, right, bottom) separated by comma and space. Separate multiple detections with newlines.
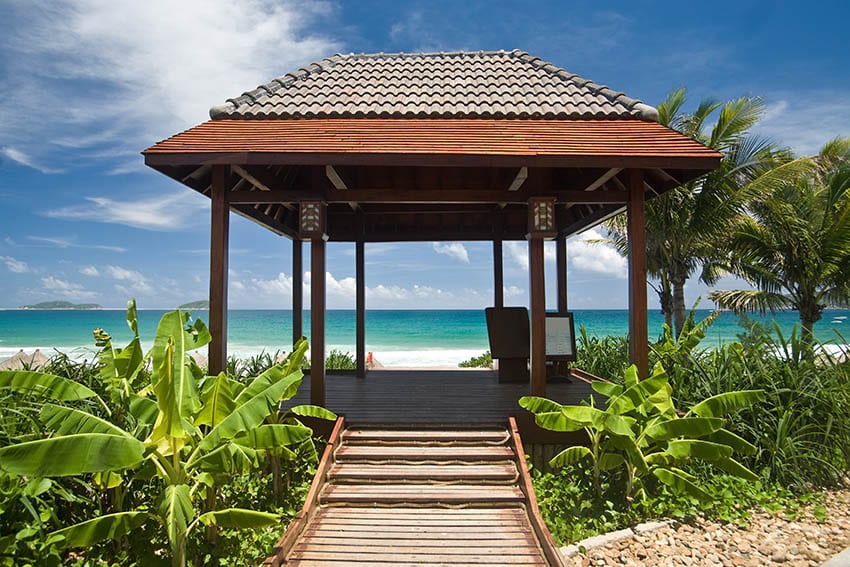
545, 314, 576, 359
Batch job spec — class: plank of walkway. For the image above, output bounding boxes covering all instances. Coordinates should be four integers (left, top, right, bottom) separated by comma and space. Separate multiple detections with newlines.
287, 549, 546, 564
320, 483, 524, 504
335, 445, 514, 461
315, 506, 528, 519
288, 561, 546, 567
329, 463, 518, 482
343, 429, 509, 443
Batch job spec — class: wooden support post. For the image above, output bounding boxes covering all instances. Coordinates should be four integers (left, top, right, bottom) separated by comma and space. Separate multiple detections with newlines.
292, 239, 303, 345
208, 165, 229, 376
493, 239, 504, 308
310, 239, 326, 406
528, 237, 547, 397
556, 235, 568, 314
356, 240, 366, 379
627, 169, 649, 378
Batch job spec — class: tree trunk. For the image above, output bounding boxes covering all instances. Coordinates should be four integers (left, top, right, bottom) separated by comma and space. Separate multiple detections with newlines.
672, 276, 687, 340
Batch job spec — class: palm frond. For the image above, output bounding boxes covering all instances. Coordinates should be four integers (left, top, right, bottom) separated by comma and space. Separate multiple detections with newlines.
709, 289, 793, 314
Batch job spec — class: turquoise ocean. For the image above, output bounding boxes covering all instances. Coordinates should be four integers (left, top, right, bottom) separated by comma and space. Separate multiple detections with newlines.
1, 308, 848, 367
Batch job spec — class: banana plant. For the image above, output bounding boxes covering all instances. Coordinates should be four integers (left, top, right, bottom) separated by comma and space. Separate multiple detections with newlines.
0, 305, 335, 567
520, 363, 764, 501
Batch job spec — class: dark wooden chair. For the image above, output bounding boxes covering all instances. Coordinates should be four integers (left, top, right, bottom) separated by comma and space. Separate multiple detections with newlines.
485, 307, 530, 383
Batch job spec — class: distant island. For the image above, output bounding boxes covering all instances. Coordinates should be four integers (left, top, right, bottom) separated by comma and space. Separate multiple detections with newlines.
20, 301, 102, 310
179, 300, 210, 309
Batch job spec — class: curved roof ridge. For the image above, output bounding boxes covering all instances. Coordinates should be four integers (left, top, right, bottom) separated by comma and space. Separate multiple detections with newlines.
209, 50, 658, 121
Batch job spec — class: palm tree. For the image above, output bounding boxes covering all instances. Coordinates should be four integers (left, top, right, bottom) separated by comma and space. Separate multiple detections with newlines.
605, 89, 778, 337
710, 138, 850, 343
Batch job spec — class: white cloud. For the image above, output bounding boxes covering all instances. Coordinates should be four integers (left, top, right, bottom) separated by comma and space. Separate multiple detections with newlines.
432, 242, 470, 263
46, 192, 208, 231
105, 265, 152, 294
755, 93, 850, 157
568, 228, 627, 278
1, 256, 31, 273
0, 146, 61, 174
40, 275, 98, 300
252, 272, 294, 296
504, 241, 555, 271
0, 1, 340, 171
27, 236, 126, 253
80, 265, 99, 276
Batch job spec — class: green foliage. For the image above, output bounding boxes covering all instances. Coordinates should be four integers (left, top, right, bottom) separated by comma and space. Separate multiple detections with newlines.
574, 328, 629, 380
532, 465, 806, 545
711, 139, 850, 342
325, 349, 356, 370
458, 351, 493, 368
520, 363, 762, 502
0, 301, 335, 567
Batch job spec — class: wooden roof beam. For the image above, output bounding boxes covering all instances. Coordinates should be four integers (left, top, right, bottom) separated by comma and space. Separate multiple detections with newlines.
507, 166, 528, 191
227, 188, 628, 205
582, 167, 622, 192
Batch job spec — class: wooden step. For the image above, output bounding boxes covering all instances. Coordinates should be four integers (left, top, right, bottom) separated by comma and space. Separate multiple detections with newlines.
329, 462, 518, 482
319, 483, 525, 504
335, 445, 514, 462
342, 428, 509, 444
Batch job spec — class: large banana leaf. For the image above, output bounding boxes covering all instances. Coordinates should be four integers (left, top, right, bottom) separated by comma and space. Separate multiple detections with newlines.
653, 468, 711, 501
39, 404, 135, 439
50, 511, 148, 549
234, 339, 308, 406
548, 446, 591, 468
234, 365, 291, 406
96, 300, 145, 385
195, 373, 236, 428
609, 435, 647, 473
129, 394, 159, 426
192, 373, 302, 457
666, 439, 733, 461
518, 396, 564, 414
532, 411, 585, 432
189, 443, 259, 475
0, 370, 100, 402
607, 373, 668, 415
591, 381, 622, 398
0, 434, 144, 476
688, 390, 765, 418
712, 456, 759, 481
706, 428, 758, 456
232, 424, 312, 449
197, 508, 279, 528
286, 405, 337, 420
644, 417, 724, 441
148, 339, 189, 455
158, 484, 193, 553
151, 310, 208, 415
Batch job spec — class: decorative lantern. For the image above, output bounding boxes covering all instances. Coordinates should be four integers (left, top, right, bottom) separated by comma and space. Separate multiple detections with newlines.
298, 201, 327, 239
527, 197, 557, 238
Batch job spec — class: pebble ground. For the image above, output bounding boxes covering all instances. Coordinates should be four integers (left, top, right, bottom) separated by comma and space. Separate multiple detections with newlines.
564, 488, 850, 566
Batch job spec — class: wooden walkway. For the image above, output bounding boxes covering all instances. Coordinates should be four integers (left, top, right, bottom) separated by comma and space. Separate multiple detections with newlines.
263, 418, 565, 566
284, 369, 597, 424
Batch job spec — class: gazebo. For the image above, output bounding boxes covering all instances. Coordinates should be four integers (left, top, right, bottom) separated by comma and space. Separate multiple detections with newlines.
143, 50, 720, 408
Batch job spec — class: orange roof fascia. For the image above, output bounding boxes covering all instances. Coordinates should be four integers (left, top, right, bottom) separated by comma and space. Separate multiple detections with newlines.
144, 118, 721, 165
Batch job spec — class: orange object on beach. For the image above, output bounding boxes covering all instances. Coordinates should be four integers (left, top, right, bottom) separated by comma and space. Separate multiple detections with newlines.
366, 351, 373, 365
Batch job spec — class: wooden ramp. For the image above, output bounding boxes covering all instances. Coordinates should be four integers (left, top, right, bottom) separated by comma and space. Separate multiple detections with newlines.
262, 417, 565, 566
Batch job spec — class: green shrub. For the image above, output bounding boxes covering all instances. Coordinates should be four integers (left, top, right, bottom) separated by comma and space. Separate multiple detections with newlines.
459, 351, 493, 368
574, 328, 629, 380
326, 349, 356, 370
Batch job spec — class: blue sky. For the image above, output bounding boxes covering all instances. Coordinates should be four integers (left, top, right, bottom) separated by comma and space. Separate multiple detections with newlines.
1, 0, 848, 310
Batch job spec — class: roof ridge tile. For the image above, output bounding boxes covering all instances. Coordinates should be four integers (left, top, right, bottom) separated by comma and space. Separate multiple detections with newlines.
209, 50, 659, 121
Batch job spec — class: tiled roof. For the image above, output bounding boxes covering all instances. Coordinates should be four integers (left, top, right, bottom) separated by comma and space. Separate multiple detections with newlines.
208, 50, 658, 121
144, 119, 720, 167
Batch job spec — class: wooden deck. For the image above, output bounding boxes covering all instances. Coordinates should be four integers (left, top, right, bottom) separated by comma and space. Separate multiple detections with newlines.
262, 418, 566, 566
284, 369, 598, 426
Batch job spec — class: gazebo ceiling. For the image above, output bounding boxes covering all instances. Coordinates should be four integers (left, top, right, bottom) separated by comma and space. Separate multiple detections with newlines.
143, 50, 721, 241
